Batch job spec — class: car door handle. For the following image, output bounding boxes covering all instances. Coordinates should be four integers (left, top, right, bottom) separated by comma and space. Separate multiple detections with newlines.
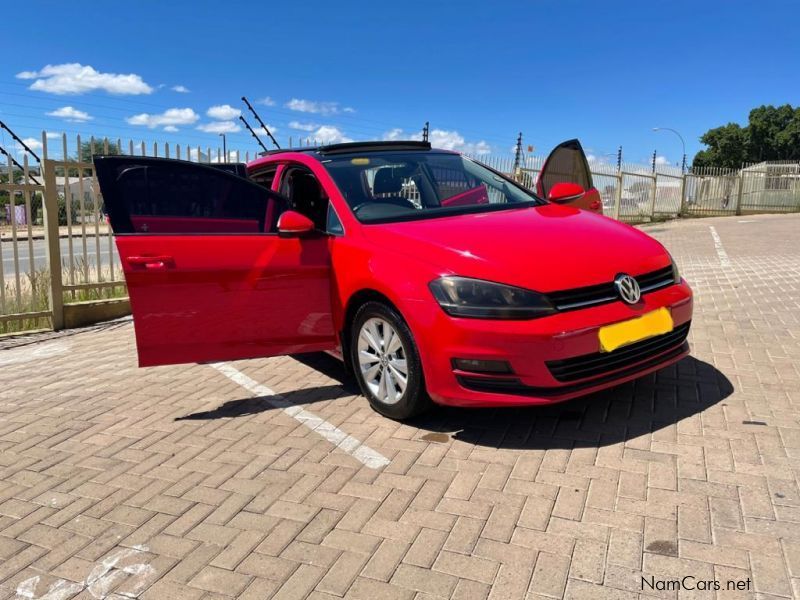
127, 255, 174, 270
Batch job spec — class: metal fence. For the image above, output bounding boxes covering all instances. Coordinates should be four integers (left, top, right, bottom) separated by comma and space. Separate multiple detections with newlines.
474, 154, 800, 222
1, 131, 799, 335
0, 132, 255, 334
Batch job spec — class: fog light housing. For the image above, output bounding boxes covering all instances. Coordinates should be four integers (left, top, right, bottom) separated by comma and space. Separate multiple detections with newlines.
451, 358, 513, 374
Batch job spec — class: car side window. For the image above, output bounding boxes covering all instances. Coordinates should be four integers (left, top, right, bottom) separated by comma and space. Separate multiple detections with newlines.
250, 165, 278, 189
97, 159, 286, 235
279, 166, 329, 231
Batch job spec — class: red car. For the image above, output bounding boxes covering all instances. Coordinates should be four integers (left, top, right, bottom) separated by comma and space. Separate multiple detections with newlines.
95, 139, 691, 420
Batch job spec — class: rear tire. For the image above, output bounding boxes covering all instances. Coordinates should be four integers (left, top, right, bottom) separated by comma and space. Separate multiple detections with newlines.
350, 301, 430, 420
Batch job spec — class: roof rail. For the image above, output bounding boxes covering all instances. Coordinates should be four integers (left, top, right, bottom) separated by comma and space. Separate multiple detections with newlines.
257, 140, 432, 157
319, 140, 431, 154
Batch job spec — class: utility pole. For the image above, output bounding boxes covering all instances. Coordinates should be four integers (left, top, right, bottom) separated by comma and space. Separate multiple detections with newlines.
652, 150, 657, 173
219, 134, 227, 162
422, 121, 429, 142
616, 146, 622, 171
513, 132, 523, 172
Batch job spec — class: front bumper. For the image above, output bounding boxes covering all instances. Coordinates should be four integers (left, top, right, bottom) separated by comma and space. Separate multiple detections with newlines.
411, 279, 693, 407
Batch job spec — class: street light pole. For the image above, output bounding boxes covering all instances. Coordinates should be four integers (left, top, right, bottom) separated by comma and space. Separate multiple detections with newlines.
653, 127, 686, 173
219, 133, 227, 162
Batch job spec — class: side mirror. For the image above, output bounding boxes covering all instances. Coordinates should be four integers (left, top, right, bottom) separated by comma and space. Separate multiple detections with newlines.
277, 210, 315, 237
548, 182, 585, 204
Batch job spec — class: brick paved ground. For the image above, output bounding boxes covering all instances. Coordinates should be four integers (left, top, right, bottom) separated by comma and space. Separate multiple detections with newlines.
1, 213, 798, 599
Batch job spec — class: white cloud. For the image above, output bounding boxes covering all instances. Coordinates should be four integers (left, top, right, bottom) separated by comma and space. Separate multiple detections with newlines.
126, 107, 199, 129
17, 63, 152, 95
288, 120, 318, 132
285, 98, 348, 116
20, 137, 43, 151
585, 153, 608, 164
655, 155, 670, 166
171, 85, 190, 93
188, 147, 206, 161
187, 148, 239, 163
310, 125, 352, 144
211, 150, 242, 163
429, 129, 490, 155
257, 96, 276, 106
207, 104, 240, 120
163, 125, 179, 133
383, 128, 406, 141
197, 120, 241, 134
47, 106, 93, 122
382, 127, 490, 154
46, 131, 61, 139
257, 125, 278, 136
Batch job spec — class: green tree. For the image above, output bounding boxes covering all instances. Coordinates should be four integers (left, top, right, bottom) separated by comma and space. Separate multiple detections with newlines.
693, 104, 800, 168
74, 139, 121, 162
64, 138, 122, 177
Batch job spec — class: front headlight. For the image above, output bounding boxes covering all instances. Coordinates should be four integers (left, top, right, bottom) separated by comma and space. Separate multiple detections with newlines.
429, 276, 555, 319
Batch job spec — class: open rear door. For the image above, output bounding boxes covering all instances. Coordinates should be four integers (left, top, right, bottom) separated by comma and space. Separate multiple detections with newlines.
537, 139, 603, 213
95, 156, 336, 367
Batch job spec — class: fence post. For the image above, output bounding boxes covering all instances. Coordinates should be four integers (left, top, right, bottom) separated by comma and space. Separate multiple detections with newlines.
42, 159, 64, 330
649, 173, 658, 219
613, 172, 623, 220
734, 169, 745, 215
679, 173, 688, 216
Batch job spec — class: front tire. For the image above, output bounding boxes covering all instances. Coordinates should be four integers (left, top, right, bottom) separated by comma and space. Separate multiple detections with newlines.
350, 301, 430, 420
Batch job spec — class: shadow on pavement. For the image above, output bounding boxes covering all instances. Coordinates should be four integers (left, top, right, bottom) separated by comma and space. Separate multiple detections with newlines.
180, 352, 733, 451
290, 352, 733, 450
412, 356, 733, 449
175, 382, 351, 420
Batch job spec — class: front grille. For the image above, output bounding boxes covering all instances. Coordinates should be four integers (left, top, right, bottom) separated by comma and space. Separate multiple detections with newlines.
546, 321, 691, 383
546, 265, 676, 311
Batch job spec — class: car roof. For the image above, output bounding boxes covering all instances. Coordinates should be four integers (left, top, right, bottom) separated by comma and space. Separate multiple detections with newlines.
246, 140, 461, 171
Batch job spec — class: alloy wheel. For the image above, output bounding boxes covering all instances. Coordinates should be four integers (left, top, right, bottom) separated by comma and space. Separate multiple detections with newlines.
357, 317, 408, 405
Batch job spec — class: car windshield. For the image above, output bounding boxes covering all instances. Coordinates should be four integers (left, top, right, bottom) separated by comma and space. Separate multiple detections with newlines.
321, 151, 543, 223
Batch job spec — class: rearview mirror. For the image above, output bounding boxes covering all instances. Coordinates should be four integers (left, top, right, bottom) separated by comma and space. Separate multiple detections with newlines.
548, 182, 585, 204
277, 210, 315, 237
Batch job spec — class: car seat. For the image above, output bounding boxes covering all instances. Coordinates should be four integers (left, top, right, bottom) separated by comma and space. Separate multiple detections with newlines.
290, 172, 328, 230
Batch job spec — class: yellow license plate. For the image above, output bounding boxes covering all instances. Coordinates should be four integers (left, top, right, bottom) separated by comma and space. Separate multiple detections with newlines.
598, 308, 673, 353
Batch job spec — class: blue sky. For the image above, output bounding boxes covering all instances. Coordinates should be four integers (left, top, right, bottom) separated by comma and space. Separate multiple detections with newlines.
1, 0, 797, 166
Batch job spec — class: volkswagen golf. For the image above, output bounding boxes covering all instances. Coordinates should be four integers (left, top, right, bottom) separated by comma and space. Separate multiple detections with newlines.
94, 139, 692, 420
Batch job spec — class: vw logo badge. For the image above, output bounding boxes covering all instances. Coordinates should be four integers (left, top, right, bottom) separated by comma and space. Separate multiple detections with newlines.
614, 274, 641, 304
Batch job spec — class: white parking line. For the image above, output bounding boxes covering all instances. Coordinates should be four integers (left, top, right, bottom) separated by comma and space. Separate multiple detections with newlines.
0, 341, 70, 366
209, 362, 391, 469
708, 226, 732, 269
16, 545, 155, 599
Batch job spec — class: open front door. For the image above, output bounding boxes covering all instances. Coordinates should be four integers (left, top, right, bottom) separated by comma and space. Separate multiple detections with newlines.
537, 139, 603, 213
95, 156, 336, 367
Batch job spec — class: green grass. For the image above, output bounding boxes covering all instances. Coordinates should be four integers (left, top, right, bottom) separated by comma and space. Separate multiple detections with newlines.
1, 259, 128, 335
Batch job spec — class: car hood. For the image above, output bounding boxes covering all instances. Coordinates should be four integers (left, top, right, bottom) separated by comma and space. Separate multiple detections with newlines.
362, 204, 670, 292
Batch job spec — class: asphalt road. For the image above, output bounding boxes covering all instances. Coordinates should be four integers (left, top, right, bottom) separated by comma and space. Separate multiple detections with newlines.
1, 236, 118, 277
